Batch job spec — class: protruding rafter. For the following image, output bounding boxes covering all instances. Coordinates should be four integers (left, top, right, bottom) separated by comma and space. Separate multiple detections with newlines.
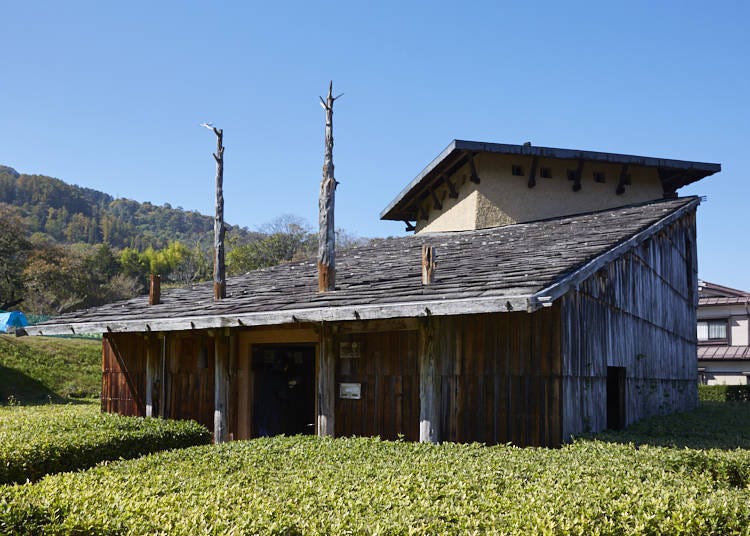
616, 163, 630, 195
572, 159, 584, 192
527, 156, 539, 189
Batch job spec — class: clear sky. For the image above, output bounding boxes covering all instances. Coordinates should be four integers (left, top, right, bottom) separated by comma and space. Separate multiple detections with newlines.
2, 1, 748, 290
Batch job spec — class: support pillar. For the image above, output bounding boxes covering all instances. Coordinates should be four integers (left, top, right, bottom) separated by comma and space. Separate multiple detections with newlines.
214, 332, 229, 443
419, 317, 440, 443
317, 324, 335, 437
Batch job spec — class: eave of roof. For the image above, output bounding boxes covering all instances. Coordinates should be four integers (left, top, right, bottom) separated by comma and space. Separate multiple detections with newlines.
698, 345, 750, 361
380, 140, 720, 222
30, 197, 700, 336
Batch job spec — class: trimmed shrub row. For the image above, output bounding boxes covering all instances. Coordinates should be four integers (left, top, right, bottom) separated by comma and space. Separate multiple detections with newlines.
0, 404, 211, 485
699, 384, 750, 402
1, 435, 749, 535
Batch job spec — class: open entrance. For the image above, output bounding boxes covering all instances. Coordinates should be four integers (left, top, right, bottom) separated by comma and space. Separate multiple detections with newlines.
252, 344, 316, 437
606, 366, 626, 430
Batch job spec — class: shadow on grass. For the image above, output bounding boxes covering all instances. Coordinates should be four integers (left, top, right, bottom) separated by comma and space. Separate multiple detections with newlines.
0, 365, 94, 406
591, 401, 750, 450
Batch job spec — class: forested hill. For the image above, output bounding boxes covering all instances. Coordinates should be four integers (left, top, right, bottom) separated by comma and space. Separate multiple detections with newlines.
0, 165, 257, 250
0, 165, 365, 316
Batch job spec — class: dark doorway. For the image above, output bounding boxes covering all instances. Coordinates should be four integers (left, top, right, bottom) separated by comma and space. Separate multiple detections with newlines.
606, 366, 626, 430
252, 344, 316, 437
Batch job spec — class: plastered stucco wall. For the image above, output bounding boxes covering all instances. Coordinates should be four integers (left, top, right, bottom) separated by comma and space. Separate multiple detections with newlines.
416, 153, 664, 233
699, 361, 750, 385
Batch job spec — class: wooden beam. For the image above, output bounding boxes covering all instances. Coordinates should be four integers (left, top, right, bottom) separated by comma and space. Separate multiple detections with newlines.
418, 205, 428, 221
429, 188, 442, 210
214, 334, 229, 443
572, 159, 584, 192
422, 245, 435, 285
403, 220, 416, 232
32, 293, 536, 336
616, 163, 629, 195
317, 323, 335, 437
145, 339, 158, 417
444, 176, 459, 198
419, 317, 440, 443
527, 156, 539, 189
467, 153, 481, 184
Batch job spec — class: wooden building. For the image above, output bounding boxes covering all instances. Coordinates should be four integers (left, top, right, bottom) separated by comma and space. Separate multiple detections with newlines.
32, 141, 721, 446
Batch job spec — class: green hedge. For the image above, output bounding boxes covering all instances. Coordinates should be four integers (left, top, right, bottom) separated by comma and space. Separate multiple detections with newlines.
699, 384, 750, 402
0, 404, 211, 485
1, 435, 749, 535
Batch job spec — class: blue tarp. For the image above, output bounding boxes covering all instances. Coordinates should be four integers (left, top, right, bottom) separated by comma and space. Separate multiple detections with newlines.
0, 311, 29, 333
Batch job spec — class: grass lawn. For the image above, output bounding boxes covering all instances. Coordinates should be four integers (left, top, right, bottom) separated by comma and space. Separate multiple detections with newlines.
0, 335, 101, 403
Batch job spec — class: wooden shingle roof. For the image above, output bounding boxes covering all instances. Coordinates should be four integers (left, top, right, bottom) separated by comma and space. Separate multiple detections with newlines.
31, 197, 699, 335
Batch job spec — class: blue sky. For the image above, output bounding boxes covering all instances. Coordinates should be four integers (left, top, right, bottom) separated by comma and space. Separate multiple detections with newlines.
2, 1, 748, 290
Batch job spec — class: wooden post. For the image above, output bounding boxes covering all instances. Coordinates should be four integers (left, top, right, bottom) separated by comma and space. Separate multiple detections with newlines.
317, 323, 335, 437
422, 245, 435, 285
149, 274, 161, 305
419, 317, 440, 443
318, 81, 342, 293
211, 126, 226, 300
159, 333, 167, 418
214, 333, 229, 443
145, 338, 159, 417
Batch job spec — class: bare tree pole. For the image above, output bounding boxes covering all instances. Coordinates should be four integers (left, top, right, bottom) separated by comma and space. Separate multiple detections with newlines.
318, 81, 343, 292
202, 122, 226, 300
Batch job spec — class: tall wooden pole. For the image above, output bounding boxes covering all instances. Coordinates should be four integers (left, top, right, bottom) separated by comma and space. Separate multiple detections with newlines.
318, 81, 342, 292
212, 127, 226, 300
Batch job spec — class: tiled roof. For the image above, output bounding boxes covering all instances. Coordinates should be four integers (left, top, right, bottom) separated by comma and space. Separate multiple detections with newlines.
31, 197, 698, 335
698, 345, 750, 361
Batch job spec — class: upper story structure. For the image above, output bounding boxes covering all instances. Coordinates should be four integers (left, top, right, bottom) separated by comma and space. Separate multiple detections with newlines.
697, 280, 750, 385
381, 140, 720, 233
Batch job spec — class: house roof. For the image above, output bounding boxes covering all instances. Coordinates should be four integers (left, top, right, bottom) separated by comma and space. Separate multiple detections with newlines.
698, 345, 750, 361
30, 197, 699, 336
698, 280, 750, 306
380, 140, 720, 222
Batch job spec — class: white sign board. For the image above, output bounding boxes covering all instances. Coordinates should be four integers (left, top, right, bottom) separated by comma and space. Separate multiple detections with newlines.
339, 382, 361, 400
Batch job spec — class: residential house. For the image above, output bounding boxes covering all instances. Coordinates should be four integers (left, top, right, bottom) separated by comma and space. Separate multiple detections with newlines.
697, 280, 750, 385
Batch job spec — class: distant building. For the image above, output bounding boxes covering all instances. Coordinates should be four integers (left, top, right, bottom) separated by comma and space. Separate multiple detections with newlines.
697, 280, 750, 385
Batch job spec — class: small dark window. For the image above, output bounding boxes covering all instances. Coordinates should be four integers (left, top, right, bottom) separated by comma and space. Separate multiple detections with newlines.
593, 171, 606, 183
566, 169, 577, 181
511, 165, 524, 176
540, 167, 552, 178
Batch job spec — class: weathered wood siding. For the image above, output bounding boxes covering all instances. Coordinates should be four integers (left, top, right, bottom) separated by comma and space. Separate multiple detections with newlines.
336, 330, 420, 441
560, 210, 698, 440
165, 333, 215, 432
102, 333, 148, 415
432, 308, 562, 446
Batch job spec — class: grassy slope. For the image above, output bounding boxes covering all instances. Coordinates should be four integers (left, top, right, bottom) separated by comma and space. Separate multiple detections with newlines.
0, 335, 101, 404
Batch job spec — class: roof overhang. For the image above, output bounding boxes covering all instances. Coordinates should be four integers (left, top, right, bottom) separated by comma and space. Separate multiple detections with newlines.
380, 140, 720, 222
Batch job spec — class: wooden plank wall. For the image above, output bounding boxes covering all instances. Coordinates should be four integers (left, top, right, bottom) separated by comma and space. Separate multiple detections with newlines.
336, 330, 420, 441
102, 333, 148, 416
434, 307, 562, 447
166, 333, 216, 432
560, 211, 698, 441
